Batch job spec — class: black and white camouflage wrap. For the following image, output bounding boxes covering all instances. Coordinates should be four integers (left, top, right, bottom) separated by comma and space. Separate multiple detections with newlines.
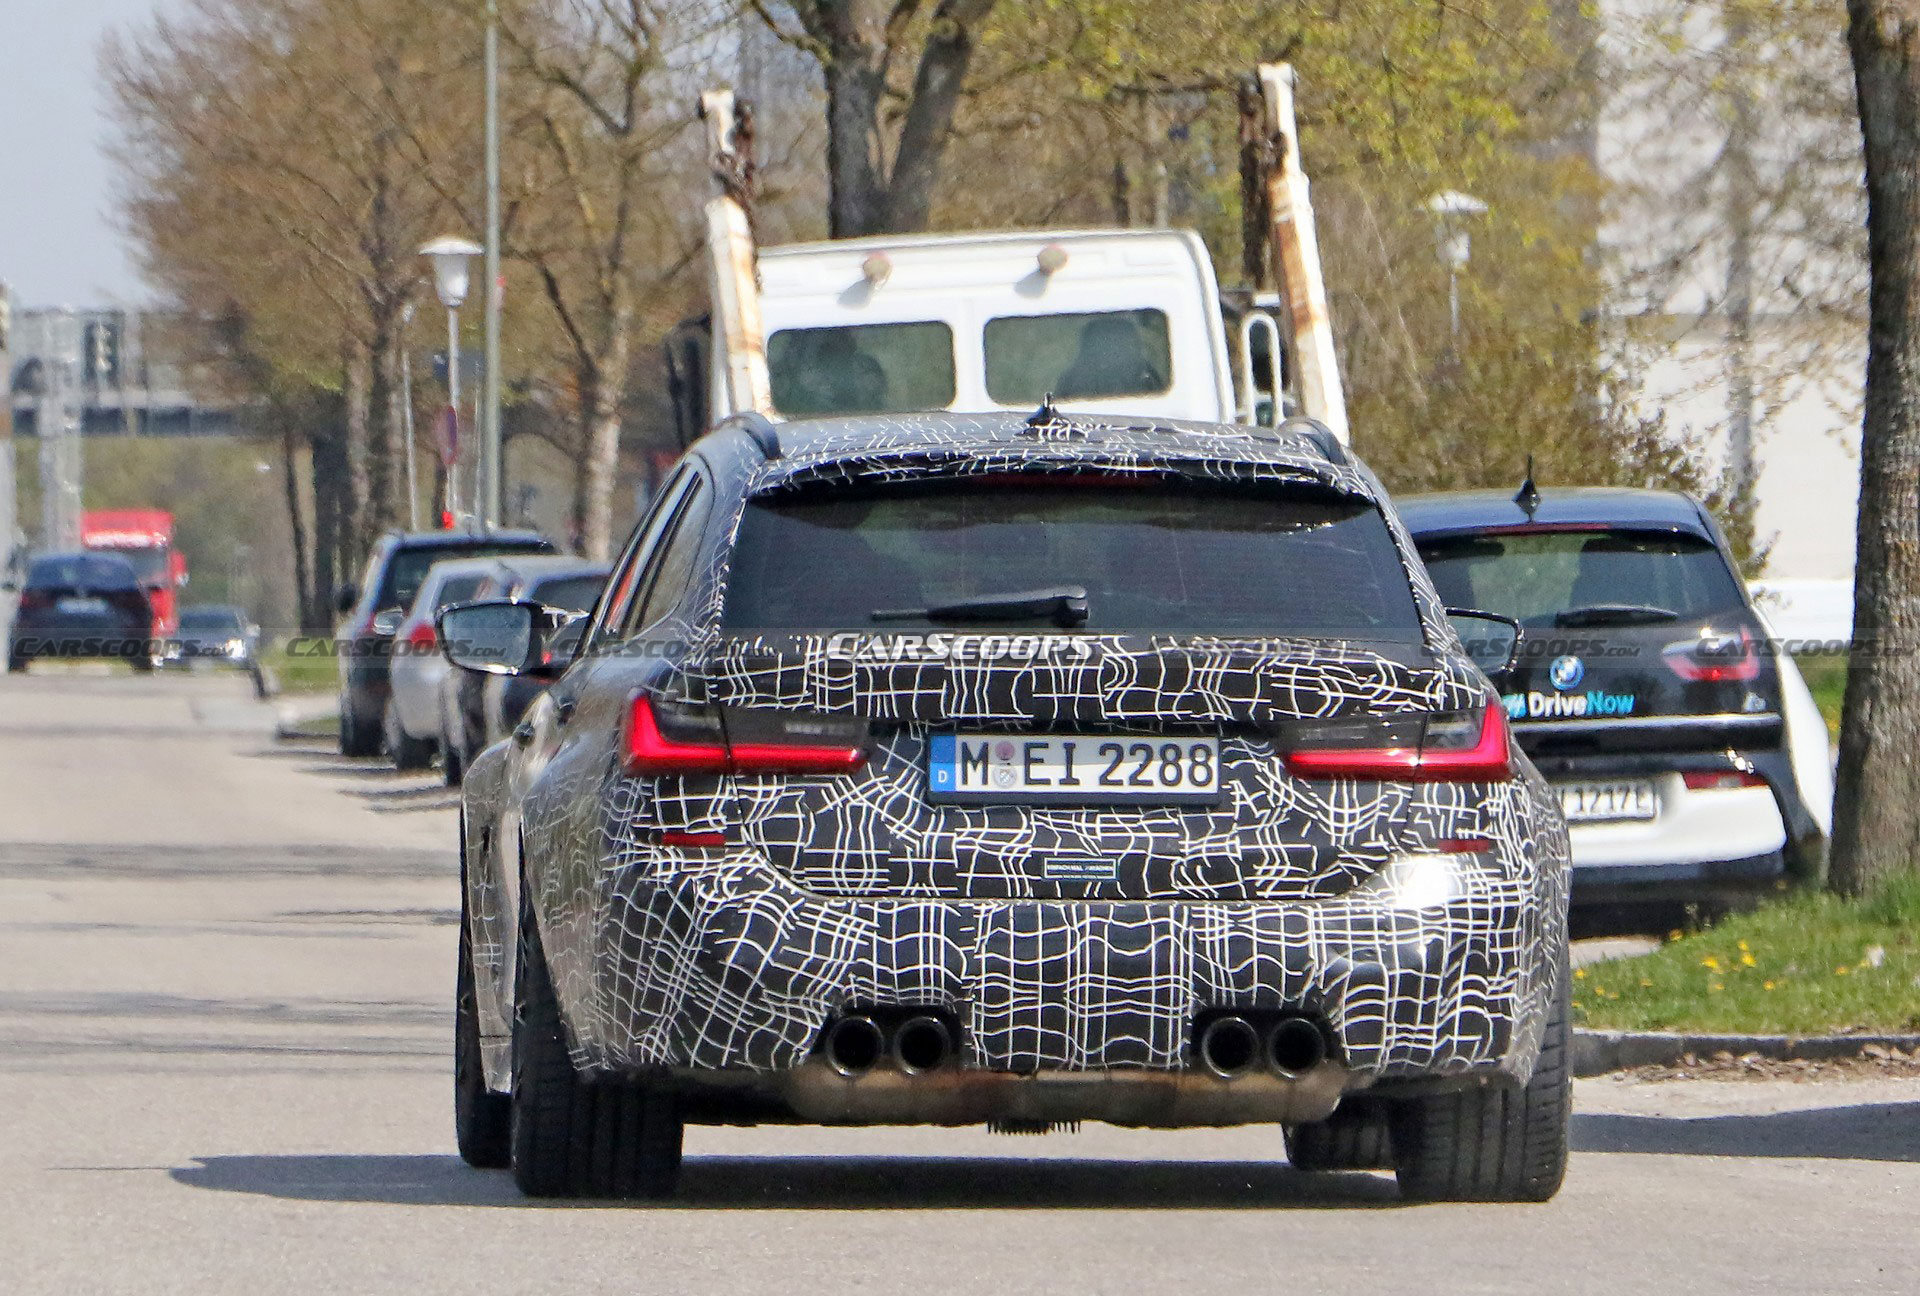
461, 413, 1571, 1109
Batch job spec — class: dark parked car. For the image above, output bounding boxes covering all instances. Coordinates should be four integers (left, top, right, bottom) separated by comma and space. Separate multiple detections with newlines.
7, 552, 154, 672
443, 412, 1573, 1204
335, 529, 555, 757
1400, 485, 1831, 914
438, 556, 610, 784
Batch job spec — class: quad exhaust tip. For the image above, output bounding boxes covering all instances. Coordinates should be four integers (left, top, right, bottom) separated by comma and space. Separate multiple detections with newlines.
892, 1014, 954, 1075
823, 1014, 885, 1076
1197, 1013, 1330, 1078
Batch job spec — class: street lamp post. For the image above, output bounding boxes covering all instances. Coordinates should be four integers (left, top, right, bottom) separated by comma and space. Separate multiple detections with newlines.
420, 236, 482, 527
1425, 190, 1489, 340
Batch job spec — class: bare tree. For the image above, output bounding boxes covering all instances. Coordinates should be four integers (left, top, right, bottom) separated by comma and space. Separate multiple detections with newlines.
1830, 0, 1920, 895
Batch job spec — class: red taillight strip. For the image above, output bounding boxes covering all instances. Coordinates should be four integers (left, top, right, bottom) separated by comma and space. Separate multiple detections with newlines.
624, 696, 731, 774
659, 830, 729, 848
1283, 703, 1512, 783
624, 696, 866, 775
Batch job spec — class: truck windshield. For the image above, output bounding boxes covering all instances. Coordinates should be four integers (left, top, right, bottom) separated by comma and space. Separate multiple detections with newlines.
1418, 529, 1747, 629
91, 546, 169, 585
767, 321, 955, 417
984, 308, 1172, 403
723, 479, 1423, 639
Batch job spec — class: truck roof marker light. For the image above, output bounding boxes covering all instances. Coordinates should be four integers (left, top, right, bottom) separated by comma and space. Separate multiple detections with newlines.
1037, 244, 1068, 275
861, 252, 891, 287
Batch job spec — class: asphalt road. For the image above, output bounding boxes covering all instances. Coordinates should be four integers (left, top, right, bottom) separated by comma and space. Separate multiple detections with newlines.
3, 667, 1917, 1294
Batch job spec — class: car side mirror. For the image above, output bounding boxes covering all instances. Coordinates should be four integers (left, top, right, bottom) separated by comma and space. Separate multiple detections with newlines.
334, 582, 358, 615
1445, 607, 1522, 676
439, 600, 540, 676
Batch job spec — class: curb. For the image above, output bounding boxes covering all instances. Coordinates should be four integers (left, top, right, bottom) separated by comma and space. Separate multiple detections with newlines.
1573, 1028, 1920, 1077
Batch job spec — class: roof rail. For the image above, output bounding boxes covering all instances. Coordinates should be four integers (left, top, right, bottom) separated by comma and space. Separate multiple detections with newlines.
718, 410, 782, 460
1277, 415, 1346, 466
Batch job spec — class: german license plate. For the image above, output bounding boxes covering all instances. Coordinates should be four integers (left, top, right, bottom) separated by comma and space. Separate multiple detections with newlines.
1557, 780, 1657, 823
927, 734, 1222, 805
57, 597, 108, 616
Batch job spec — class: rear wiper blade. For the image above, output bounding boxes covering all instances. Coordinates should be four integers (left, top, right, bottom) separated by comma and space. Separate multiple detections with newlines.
872, 585, 1090, 628
1553, 603, 1679, 627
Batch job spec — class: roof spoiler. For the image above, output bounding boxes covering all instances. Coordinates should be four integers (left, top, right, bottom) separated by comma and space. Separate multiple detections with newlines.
1278, 415, 1347, 466
718, 410, 782, 461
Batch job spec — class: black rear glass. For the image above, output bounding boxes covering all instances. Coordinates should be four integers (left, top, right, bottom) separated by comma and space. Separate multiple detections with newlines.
28, 554, 140, 590
178, 607, 244, 630
378, 540, 553, 612
529, 573, 607, 613
723, 480, 1423, 638
1418, 529, 1746, 628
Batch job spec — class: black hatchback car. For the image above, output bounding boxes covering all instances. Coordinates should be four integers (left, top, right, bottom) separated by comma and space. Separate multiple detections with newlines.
1400, 486, 1831, 911
7, 552, 154, 672
441, 412, 1575, 1204
334, 529, 554, 756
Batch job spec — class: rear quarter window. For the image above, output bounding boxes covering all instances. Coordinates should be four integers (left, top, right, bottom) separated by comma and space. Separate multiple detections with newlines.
722, 479, 1423, 639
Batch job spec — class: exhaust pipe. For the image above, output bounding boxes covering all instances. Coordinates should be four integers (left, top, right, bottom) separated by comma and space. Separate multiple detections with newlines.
823, 1015, 885, 1077
891, 1014, 954, 1074
1197, 1016, 1260, 1078
1267, 1016, 1329, 1076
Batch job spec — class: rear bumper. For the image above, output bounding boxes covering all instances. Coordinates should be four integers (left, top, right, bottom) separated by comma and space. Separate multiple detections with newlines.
551, 846, 1564, 1115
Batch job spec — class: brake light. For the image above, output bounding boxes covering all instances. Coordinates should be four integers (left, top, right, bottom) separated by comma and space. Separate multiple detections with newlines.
1281, 702, 1512, 782
659, 830, 729, 848
1663, 629, 1760, 682
1682, 770, 1767, 791
623, 697, 868, 775
18, 590, 50, 612
406, 621, 437, 651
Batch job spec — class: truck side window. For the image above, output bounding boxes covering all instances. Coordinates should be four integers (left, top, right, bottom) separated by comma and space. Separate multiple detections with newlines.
984, 308, 1173, 403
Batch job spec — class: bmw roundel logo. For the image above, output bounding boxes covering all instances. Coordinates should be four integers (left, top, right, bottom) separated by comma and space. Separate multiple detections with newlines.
1548, 655, 1586, 692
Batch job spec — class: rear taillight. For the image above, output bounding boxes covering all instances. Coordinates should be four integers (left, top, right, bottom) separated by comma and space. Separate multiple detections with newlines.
1682, 770, 1767, 791
17, 590, 50, 612
623, 697, 867, 776
1663, 628, 1760, 682
1281, 702, 1512, 782
406, 621, 437, 651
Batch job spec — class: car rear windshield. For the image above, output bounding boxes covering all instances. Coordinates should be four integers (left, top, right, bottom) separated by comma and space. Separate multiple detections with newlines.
379, 542, 552, 612
767, 321, 956, 417
1417, 529, 1746, 628
28, 554, 140, 590
983, 309, 1173, 404
178, 607, 243, 630
528, 573, 606, 613
722, 479, 1423, 638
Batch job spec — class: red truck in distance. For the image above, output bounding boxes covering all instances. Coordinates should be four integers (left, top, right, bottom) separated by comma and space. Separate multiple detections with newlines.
81, 509, 187, 639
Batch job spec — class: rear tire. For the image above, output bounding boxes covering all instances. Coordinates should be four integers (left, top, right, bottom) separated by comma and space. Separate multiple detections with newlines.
1286, 1099, 1393, 1172
6, 651, 25, 674
385, 700, 436, 770
442, 729, 466, 786
509, 890, 682, 1199
1388, 959, 1572, 1203
339, 694, 380, 757
455, 852, 511, 1169
131, 654, 155, 674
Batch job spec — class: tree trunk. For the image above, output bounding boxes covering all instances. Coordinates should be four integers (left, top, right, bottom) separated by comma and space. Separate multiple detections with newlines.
580, 329, 631, 560
883, 0, 997, 232
279, 414, 315, 634
1831, 0, 1920, 895
822, 3, 891, 238
368, 307, 406, 536
342, 341, 374, 562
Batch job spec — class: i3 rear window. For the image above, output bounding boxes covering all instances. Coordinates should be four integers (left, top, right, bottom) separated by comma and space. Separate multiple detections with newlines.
1418, 529, 1746, 628
722, 479, 1423, 638
983, 309, 1172, 403
767, 322, 956, 417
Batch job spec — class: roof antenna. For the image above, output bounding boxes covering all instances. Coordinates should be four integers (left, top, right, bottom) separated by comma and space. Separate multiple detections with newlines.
1514, 455, 1541, 520
1026, 392, 1061, 428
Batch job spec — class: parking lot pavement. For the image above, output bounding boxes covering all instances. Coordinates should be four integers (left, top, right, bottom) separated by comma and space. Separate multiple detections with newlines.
3, 669, 1917, 1294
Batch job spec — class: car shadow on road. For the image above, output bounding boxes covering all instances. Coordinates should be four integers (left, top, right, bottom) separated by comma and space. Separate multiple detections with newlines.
1572, 1102, 1920, 1163
169, 1154, 1404, 1210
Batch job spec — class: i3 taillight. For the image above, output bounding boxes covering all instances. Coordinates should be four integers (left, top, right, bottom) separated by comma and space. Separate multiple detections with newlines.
18, 590, 50, 612
623, 697, 868, 776
1663, 628, 1760, 682
1281, 702, 1512, 783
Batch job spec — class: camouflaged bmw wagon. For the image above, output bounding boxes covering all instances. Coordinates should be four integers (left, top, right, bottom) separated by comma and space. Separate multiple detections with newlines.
441, 409, 1573, 1202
